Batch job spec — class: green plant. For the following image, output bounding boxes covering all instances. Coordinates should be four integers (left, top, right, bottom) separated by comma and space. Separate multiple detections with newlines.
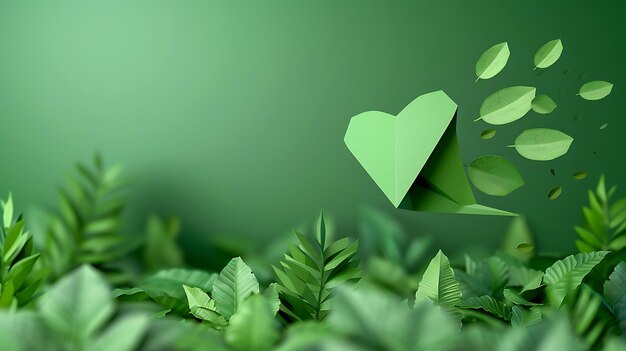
272, 214, 361, 322
0, 194, 43, 309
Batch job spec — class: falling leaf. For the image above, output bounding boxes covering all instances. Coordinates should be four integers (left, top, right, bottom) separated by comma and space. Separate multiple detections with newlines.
550, 168, 556, 176
573, 171, 588, 180
579, 81, 614, 100
468, 155, 525, 196
511, 128, 573, 161
516, 243, 535, 253
548, 186, 563, 200
480, 129, 497, 140
534, 39, 563, 69
476, 86, 536, 125
600, 123, 608, 130
531, 95, 557, 114
475, 42, 510, 81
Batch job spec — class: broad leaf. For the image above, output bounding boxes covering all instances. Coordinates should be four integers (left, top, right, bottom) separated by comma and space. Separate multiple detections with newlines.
531, 95, 557, 114
604, 262, 626, 329
534, 39, 563, 69
475, 42, 510, 81
548, 186, 563, 200
512, 128, 573, 161
415, 250, 461, 308
543, 251, 608, 306
468, 155, 524, 196
225, 294, 279, 351
213, 257, 260, 319
477, 86, 536, 125
579, 81, 613, 101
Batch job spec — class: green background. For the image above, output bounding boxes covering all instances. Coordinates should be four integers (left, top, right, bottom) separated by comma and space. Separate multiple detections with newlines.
0, 0, 623, 264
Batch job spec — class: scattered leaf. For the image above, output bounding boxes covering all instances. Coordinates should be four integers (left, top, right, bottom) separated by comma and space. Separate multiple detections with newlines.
516, 243, 535, 253
475, 42, 510, 81
573, 171, 588, 180
531, 95, 557, 114
480, 129, 497, 140
550, 169, 556, 176
512, 128, 574, 161
415, 250, 461, 309
543, 251, 608, 306
579, 81, 613, 100
600, 123, 608, 130
476, 86, 536, 125
468, 155, 525, 196
548, 186, 563, 200
534, 39, 563, 69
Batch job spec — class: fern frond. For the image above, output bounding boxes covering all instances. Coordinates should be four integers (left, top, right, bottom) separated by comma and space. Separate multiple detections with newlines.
273, 213, 360, 322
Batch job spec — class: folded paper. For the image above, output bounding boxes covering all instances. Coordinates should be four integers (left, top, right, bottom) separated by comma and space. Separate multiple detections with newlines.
344, 90, 515, 216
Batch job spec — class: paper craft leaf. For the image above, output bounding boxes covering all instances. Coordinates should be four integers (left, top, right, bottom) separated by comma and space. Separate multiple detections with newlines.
534, 39, 563, 69
468, 155, 525, 196
475, 42, 510, 81
531, 95, 557, 114
543, 251, 608, 306
579, 81, 613, 100
477, 86, 536, 125
512, 128, 573, 161
480, 129, 497, 140
516, 243, 534, 253
573, 171, 588, 180
548, 186, 563, 200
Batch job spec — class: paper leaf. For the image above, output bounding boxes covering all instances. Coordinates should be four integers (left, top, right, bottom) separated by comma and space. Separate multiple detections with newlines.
468, 155, 525, 196
512, 128, 573, 161
548, 186, 563, 200
531, 95, 557, 114
516, 243, 535, 253
477, 86, 536, 125
475, 42, 510, 81
534, 39, 563, 69
480, 129, 496, 140
579, 81, 614, 100
573, 171, 588, 180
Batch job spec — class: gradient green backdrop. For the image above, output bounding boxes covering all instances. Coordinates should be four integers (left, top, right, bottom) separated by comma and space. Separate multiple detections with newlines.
0, 0, 624, 264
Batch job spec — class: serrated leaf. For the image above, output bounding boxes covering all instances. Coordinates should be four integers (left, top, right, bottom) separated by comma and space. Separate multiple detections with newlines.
415, 250, 461, 308
468, 155, 524, 196
475, 42, 510, 81
225, 294, 279, 351
477, 86, 536, 125
534, 39, 563, 69
579, 81, 613, 101
531, 95, 557, 114
480, 129, 497, 140
512, 128, 573, 161
548, 186, 563, 200
213, 257, 260, 319
573, 171, 588, 180
543, 251, 608, 306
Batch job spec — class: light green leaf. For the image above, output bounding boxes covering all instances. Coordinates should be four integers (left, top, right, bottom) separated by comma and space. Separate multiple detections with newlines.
213, 257, 260, 319
460, 295, 511, 320
543, 251, 608, 306
225, 294, 279, 351
502, 216, 535, 263
475, 42, 510, 81
468, 155, 525, 196
415, 250, 462, 308
603, 262, 626, 329
548, 186, 563, 200
512, 128, 573, 161
264, 283, 281, 316
183, 285, 215, 311
89, 314, 150, 351
480, 129, 497, 140
534, 39, 563, 69
579, 81, 613, 101
573, 171, 588, 180
1, 193, 13, 229
531, 95, 557, 114
39, 265, 114, 348
476, 86, 536, 125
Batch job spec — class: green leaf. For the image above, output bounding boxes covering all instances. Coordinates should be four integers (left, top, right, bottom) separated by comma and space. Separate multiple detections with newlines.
573, 171, 588, 180
511, 306, 542, 328
507, 266, 543, 293
512, 128, 574, 161
548, 186, 563, 200
476, 86, 536, 125
531, 94, 557, 114
415, 250, 462, 308
225, 294, 279, 351
264, 283, 280, 316
468, 155, 525, 196
579, 81, 614, 101
603, 262, 626, 329
39, 265, 114, 348
1, 193, 13, 229
480, 129, 497, 140
534, 39, 563, 69
89, 314, 150, 351
460, 295, 511, 320
502, 216, 535, 263
475, 42, 510, 81
183, 285, 214, 311
543, 251, 608, 306
213, 257, 260, 320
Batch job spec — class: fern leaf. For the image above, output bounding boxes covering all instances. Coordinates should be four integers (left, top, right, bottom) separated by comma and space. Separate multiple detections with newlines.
543, 251, 608, 306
